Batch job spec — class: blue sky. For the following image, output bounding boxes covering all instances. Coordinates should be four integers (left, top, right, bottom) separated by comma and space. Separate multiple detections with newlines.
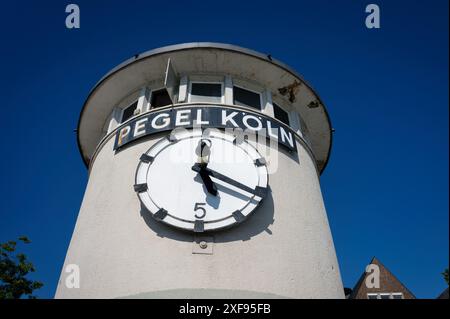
0, 0, 448, 298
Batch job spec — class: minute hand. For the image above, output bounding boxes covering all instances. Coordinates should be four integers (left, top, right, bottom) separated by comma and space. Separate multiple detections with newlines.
192, 163, 266, 198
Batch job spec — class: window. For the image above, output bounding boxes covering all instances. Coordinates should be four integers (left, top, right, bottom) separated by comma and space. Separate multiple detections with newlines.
367, 293, 404, 299
189, 83, 222, 103
151, 88, 172, 108
121, 101, 138, 123
273, 103, 290, 126
233, 86, 261, 110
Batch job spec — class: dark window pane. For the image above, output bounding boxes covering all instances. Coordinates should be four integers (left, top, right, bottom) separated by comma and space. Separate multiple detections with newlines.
191, 83, 222, 97
367, 294, 378, 299
121, 101, 138, 123
151, 89, 172, 108
380, 294, 391, 299
233, 86, 261, 110
273, 103, 290, 126
190, 83, 222, 103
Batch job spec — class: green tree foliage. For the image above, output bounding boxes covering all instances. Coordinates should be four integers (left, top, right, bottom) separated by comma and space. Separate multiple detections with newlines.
443, 268, 449, 286
0, 236, 43, 299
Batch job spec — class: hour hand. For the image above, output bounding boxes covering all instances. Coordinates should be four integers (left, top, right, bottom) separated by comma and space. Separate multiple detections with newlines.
192, 164, 266, 198
192, 163, 218, 196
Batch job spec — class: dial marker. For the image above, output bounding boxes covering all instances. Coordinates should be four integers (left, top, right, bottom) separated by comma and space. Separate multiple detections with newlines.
254, 186, 267, 198
140, 154, 154, 163
194, 220, 204, 233
153, 208, 168, 221
254, 158, 266, 167
133, 183, 148, 192
167, 134, 178, 142
232, 210, 245, 223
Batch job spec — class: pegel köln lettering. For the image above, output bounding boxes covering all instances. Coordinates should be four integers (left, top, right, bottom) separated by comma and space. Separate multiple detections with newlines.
114, 105, 297, 152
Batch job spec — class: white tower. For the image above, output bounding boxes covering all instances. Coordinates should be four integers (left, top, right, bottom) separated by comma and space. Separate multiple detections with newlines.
56, 43, 344, 298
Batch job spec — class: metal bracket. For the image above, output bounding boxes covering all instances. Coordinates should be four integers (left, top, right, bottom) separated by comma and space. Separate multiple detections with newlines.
192, 235, 214, 255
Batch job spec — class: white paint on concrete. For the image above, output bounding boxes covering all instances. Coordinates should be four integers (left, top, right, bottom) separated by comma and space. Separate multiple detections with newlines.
55, 133, 344, 299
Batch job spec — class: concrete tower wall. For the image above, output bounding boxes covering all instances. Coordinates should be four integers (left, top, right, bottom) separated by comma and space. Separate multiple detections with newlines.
55, 131, 344, 298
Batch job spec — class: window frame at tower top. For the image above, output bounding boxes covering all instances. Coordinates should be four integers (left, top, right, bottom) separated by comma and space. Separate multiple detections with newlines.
105, 74, 304, 138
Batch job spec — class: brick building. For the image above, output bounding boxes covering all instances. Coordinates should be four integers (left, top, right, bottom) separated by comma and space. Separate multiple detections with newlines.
348, 257, 416, 299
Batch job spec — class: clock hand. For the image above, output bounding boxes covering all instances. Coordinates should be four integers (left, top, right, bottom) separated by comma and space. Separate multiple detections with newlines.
197, 164, 218, 196
192, 163, 266, 198
194, 139, 217, 196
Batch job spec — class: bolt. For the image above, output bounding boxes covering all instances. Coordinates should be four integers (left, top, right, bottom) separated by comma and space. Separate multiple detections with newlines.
199, 241, 208, 249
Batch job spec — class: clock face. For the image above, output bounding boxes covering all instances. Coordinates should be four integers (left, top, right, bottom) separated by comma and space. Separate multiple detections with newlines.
134, 129, 268, 232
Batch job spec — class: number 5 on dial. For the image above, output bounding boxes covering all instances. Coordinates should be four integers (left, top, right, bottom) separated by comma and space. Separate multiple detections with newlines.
194, 202, 206, 219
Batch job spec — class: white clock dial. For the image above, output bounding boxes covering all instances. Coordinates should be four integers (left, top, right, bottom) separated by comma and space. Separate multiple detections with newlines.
134, 129, 268, 232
